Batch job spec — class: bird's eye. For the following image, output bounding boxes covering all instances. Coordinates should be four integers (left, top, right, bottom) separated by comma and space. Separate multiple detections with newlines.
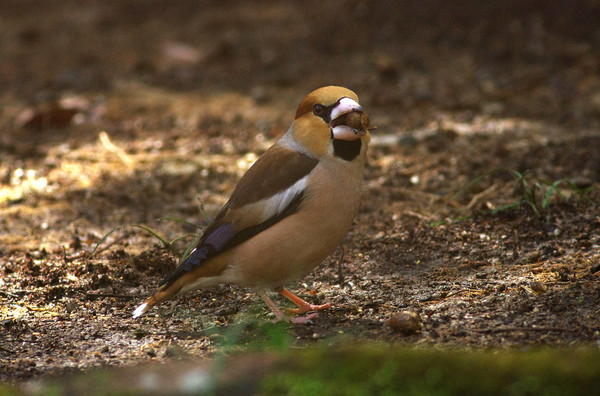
312, 104, 325, 116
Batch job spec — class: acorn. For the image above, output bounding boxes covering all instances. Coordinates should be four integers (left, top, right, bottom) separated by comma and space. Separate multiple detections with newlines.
388, 311, 422, 335
333, 111, 370, 132
346, 111, 370, 131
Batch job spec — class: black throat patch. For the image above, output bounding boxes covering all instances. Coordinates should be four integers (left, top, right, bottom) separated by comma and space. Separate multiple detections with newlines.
333, 139, 362, 161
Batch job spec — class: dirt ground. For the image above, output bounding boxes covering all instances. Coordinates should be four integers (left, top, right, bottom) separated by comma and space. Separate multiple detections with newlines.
2, 0, 600, 384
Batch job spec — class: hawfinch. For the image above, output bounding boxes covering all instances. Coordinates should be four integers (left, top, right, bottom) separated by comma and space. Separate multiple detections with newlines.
133, 86, 371, 323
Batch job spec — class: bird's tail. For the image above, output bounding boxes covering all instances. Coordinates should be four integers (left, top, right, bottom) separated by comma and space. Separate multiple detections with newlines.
132, 248, 228, 318
132, 284, 181, 318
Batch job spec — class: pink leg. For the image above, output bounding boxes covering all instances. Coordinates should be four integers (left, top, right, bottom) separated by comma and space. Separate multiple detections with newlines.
257, 290, 286, 322
279, 288, 332, 315
256, 290, 328, 324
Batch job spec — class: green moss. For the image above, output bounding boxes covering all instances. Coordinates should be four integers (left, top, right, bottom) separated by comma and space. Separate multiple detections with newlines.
5, 346, 600, 394
0, 385, 20, 396
260, 346, 600, 395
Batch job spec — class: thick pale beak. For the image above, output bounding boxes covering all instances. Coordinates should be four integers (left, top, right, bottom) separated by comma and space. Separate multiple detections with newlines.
330, 97, 368, 141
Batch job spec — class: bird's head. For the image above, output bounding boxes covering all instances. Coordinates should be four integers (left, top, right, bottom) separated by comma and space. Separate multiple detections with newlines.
290, 86, 371, 160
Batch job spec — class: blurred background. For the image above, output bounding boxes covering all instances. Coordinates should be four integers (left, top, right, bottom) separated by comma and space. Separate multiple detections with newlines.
3, 0, 600, 129
2, 0, 599, 239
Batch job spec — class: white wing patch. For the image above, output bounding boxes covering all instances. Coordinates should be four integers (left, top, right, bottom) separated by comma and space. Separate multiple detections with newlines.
244, 175, 308, 224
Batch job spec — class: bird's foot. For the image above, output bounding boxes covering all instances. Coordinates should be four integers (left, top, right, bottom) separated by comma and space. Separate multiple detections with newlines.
283, 302, 332, 315
259, 289, 332, 325
289, 312, 319, 324
279, 288, 333, 315
269, 312, 319, 324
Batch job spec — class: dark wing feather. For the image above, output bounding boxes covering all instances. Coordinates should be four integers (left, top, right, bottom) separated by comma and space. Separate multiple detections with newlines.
159, 145, 317, 288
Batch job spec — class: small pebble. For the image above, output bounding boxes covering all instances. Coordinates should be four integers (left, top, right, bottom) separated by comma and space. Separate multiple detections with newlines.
64, 301, 78, 313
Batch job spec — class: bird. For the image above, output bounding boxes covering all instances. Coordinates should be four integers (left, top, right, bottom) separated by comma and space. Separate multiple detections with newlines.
133, 86, 371, 323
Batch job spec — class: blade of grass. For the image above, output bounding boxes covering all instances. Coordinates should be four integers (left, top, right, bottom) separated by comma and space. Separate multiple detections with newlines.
199, 202, 211, 224
453, 168, 503, 200
90, 219, 207, 261
565, 181, 595, 203
158, 217, 202, 230
542, 179, 566, 209
179, 234, 202, 264
453, 167, 525, 200
131, 224, 178, 254
88, 225, 124, 259
168, 233, 201, 246
491, 201, 523, 215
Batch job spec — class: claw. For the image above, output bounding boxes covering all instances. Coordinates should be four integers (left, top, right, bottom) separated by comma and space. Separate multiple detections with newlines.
283, 302, 332, 315
290, 312, 319, 324
257, 288, 332, 324
279, 288, 333, 314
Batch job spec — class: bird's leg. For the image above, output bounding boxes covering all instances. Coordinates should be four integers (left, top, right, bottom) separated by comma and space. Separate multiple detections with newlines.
278, 288, 332, 315
256, 290, 286, 322
257, 290, 320, 324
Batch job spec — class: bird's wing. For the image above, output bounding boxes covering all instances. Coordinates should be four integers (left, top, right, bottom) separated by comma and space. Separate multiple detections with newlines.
159, 144, 318, 288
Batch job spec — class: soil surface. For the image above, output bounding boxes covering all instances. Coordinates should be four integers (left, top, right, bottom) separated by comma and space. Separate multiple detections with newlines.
2, 0, 600, 383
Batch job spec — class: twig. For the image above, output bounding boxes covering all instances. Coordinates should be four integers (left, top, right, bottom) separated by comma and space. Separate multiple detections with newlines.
445, 289, 485, 298
88, 232, 130, 259
466, 183, 499, 210
23, 305, 58, 316
0, 290, 21, 299
402, 210, 434, 221
85, 293, 139, 299
24, 305, 53, 312
0, 345, 16, 354
66, 251, 88, 261
513, 229, 520, 259
336, 245, 345, 285
99, 131, 134, 167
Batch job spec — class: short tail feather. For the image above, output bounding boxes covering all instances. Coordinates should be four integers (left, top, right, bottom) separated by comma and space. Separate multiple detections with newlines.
132, 302, 149, 318
132, 286, 180, 318
132, 248, 228, 318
